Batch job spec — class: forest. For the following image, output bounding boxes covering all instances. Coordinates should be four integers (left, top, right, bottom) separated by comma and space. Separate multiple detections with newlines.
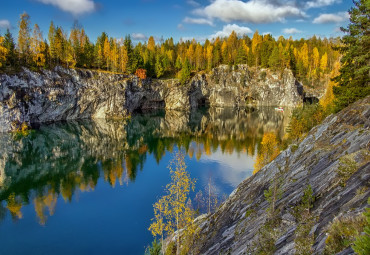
0, 12, 341, 87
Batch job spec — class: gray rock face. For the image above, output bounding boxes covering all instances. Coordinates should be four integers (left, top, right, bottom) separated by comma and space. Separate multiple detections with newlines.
187, 96, 370, 255
0, 67, 129, 132
0, 65, 306, 132
189, 65, 304, 108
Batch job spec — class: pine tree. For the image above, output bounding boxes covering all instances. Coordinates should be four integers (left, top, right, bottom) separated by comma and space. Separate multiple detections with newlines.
268, 46, 280, 71
155, 54, 164, 78
333, 0, 370, 111
124, 35, 133, 73
180, 58, 191, 85
3, 29, 16, 67
48, 21, 56, 66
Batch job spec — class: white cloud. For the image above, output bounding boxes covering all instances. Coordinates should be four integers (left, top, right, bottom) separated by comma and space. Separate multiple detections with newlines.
194, 0, 305, 24
305, 0, 341, 8
201, 149, 254, 187
0, 20, 10, 29
313, 12, 349, 24
282, 28, 302, 34
187, 0, 200, 7
183, 17, 214, 26
210, 24, 253, 39
36, 0, 96, 15
131, 33, 148, 41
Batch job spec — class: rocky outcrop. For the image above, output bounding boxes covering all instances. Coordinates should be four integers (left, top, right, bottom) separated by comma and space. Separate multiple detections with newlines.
189, 65, 304, 108
0, 65, 306, 132
187, 97, 370, 254
0, 67, 130, 132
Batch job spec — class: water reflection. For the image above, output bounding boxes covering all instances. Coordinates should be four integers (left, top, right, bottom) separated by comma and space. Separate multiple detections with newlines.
0, 107, 290, 226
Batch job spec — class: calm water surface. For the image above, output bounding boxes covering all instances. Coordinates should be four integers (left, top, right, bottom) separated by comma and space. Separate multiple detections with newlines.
0, 107, 290, 254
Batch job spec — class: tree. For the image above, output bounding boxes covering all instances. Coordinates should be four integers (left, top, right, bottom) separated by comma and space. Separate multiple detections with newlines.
0, 36, 8, 68
17, 12, 31, 64
31, 24, 46, 67
149, 151, 196, 255
120, 44, 128, 73
3, 29, 16, 67
320, 61, 340, 112
268, 46, 280, 70
148, 36, 156, 52
124, 35, 133, 72
54, 27, 65, 65
333, 0, 370, 111
179, 58, 191, 85
253, 133, 280, 174
155, 54, 164, 78
320, 52, 328, 73
103, 37, 110, 70
206, 45, 213, 70
48, 21, 56, 66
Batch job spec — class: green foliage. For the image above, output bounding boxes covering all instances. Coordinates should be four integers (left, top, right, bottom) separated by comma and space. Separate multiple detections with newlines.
145, 239, 162, 255
324, 214, 366, 254
155, 55, 164, 78
333, 0, 370, 112
3, 29, 17, 67
1, 12, 342, 85
352, 197, 370, 255
180, 59, 191, 85
253, 218, 281, 255
264, 175, 283, 217
294, 185, 316, 255
287, 103, 327, 141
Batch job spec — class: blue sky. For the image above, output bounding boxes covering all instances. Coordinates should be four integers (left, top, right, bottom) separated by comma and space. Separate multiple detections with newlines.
0, 0, 353, 42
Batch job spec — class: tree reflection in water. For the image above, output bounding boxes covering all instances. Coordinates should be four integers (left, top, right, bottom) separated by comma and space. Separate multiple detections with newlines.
0, 106, 290, 225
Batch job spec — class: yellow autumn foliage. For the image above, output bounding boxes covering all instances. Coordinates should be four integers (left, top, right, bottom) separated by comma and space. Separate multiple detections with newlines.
253, 133, 280, 174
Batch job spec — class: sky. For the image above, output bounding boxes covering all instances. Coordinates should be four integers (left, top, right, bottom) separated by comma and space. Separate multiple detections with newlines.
0, 0, 353, 43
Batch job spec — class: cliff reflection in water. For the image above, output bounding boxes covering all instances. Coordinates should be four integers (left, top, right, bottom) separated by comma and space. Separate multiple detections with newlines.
0, 107, 290, 225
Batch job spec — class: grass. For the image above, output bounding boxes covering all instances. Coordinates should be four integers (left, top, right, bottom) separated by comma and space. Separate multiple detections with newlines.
324, 215, 366, 254
336, 155, 357, 187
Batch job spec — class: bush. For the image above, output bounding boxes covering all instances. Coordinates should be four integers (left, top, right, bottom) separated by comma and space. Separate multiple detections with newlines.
324, 215, 366, 254
352, 198, 370, 255
287, 103, 326, 141
145, 239, 161, 255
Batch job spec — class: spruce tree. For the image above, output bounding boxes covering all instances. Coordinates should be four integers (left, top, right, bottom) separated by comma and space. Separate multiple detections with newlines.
3, 29, 16, 67
333, 0, 370, 111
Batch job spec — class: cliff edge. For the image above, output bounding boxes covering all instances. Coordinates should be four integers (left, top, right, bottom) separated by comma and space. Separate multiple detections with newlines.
187, 96, 370, 254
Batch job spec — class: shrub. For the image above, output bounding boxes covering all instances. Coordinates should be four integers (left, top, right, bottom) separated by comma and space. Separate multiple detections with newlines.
352, 198, 370, 255
324, 215, 366, 254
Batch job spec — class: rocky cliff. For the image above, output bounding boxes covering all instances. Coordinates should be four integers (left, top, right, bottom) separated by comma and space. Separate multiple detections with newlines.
0, 65, 305, 132
185, 97, 370, 254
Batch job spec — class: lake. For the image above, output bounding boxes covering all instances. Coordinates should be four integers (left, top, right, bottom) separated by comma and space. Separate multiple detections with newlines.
0, 107, 290, 254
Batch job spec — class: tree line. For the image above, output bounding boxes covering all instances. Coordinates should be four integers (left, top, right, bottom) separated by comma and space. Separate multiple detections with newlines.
1, 12, 341, 86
